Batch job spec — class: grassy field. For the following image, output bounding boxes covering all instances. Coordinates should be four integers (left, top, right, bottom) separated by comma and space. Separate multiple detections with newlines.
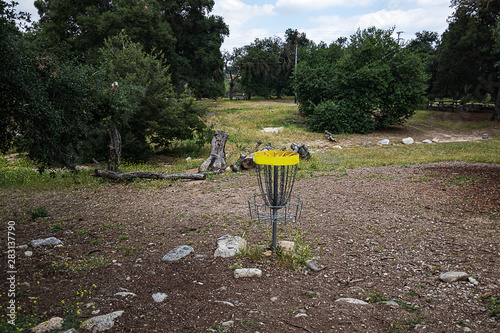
1, 97, 499, 190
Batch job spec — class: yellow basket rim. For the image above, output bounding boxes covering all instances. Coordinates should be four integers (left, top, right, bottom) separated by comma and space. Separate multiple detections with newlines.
253, 150, 299, 166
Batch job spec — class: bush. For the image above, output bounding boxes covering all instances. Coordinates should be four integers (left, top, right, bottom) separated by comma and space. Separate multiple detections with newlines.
307, 100, 375, 134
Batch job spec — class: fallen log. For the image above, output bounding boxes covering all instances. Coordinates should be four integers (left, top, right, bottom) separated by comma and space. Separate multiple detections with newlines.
92, 169, 206, 181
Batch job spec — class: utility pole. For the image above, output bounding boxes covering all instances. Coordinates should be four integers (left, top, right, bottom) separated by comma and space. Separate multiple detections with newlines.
294, 33, 301, 104
396, 31, 403, 45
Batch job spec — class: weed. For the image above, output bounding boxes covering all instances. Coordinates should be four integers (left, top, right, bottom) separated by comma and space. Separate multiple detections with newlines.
50, 223, 62, 232
305, 291, 317, 298
30, 206, 47, 219
230, 261, 243, 270
209, 323, 230, 333
483, 296, 499, 317
50, 255, 110, 272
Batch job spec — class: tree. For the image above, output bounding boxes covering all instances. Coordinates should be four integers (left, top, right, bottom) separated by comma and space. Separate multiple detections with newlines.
160, 0, 229, 99
223, 48, 242, 100
432, 0, 500, 120
299, 27, 427, 134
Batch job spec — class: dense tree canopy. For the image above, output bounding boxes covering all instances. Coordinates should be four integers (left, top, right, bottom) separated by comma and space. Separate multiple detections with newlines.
432, 0, 500, 120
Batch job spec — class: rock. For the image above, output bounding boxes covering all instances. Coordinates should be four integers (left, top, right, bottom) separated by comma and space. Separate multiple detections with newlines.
222, 320, 234, 327
463, 327, 472, 332
333, 145, 342, 149
185, 157, 191, 161
422, 139, 433, 144
468, 277, 479, 286
261, 127, 284, 133
114, 292, 136, 297
402, 137, 414, 144
290, 143, 311, 159
214, 235, 246, 258
278, 240, 295, 255
161, 245, 194, 262
482, 134, 489, 139
263, 250, 272, 257
377, 139, 390, 145
30, 237, 63, 248
234, 268, 262, 278
382, 300, 400, 307
80, 310, 124, 332
152, 293, 168, 303
271, 297, 278, 302
25, 251, 33, 257
335, 298, 369, 305
439, 271, 468, 283
305, 260, 321, 272
16, 244, 28, 250
214, 300, 235, 307
295, 313, 307, 317
32, 317, 64, 333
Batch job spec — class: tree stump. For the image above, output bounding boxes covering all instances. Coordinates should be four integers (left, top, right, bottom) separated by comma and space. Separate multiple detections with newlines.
198, 130, 229, 172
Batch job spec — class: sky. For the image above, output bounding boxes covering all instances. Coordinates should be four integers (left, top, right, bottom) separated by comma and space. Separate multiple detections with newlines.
17, 0, 455, 51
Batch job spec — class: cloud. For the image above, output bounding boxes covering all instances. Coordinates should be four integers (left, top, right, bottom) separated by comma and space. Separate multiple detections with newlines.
213, 0, 275, 29
308, 4, 453, 44
274, 0, 374, 14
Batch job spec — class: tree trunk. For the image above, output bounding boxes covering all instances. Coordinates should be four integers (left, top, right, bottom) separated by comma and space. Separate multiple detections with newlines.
198, 130, 229, 172
491, 87, 500, 121
92, 169, 207, 181
107, 120, 121, 172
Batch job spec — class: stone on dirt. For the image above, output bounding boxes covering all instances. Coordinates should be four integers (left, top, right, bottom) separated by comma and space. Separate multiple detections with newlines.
234, 268, 262, 278
31, 237, 63, 248
152, 293, 168, 303
32, 317, 63, 333
402, 137, 414, 144
161, 245, 194, 262
305, 260, 321, 272
114, 291, 136, 297
214, 235, 247, 258
80, 310, 124, 332
278, 240, 295, 255
335, 298, 369, 305
438, 271, 469, 283
377, 139, 390, 145
422, 139, 433, 144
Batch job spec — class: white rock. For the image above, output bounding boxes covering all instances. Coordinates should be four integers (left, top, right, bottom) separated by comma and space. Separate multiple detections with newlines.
333, 145, 342, 149
25, 251, 33, 257
468, 277, 479, 286
261, 127, 284, 133
402, 137, 414, 144
377, 139, 390, 145
32, 317, 63, 333
222, 320, 234, 327
31, 237, 63, 248
271, 297, 278, 302
81, 310, 124, 332
295, 313, 307, 317
161, 245, 194, 262
114, 292, 136, 297
335, 298, 369, 305
305, 260, 321, 272
214, 235, 246, 258
152, 293, 168, 303
439, 271, 468, 283
422, 139, 433, 144
278, 240, 295, 255
234, 268, 262, 278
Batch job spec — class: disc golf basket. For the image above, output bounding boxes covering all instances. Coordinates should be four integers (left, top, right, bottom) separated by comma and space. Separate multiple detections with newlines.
248, 150, 302, 254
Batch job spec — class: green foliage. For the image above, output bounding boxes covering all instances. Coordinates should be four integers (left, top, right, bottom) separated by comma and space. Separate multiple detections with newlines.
30, 206, 48, 219
297, 27, 427, 134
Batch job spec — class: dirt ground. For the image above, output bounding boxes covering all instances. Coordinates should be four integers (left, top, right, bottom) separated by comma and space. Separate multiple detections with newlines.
1, 111, 499, 333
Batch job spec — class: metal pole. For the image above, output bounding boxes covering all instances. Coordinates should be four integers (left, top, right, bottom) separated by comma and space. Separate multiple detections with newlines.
272, 165, 279, 254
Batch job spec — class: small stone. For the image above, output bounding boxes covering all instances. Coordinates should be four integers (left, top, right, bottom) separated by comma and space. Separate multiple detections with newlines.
334, 298, 369, 305
468, 277, 479, 285
377, 139, 390, 145
30, 237, 63, 248
60, 329, 78, 333
278, 240, 295, 255
482, 134, 489, 139
81, 310, 124, 332
439, 271, 468, 283
422, 139, 433, 144
463, 327, 472, 332
382, 300, 400, 307
333, 145, 342, 149
25, 251, 33, 257
305, 260, 321, 272
214, 235, 247, 258
32, 317, 64, 333
234, 268, 262, 278
152, 293, 168, 303
222, 320, 234, 327
185, 157, 192, 161
295, 313, 307, 317
263, 250, 272, 257
161, 245, 194, 262
114, 292, 136, 297
214, 300, 235, 307
402, 137, 414, 144
362, 142, 372, 147
16, 244, 28, 250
